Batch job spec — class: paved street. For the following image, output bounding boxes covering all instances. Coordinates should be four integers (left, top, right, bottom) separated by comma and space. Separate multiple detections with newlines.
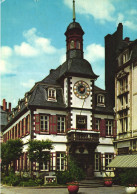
1, 185, 127, 194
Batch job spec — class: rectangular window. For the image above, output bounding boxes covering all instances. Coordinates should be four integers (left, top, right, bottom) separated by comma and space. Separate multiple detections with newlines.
48, 88, 56, 101
40, 115, 49, 132
106, 120, 113, 136
95, 119, 100, 130
57, 116, 65, 133
119, 111, 128, 133
105, 154, 113, 170
40, 161, 50, 171
76, 115, 87, 129
94, 153, 100, 171
56, 153, 66, 171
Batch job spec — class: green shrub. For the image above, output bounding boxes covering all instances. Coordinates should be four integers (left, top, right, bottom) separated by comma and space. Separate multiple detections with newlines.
2, 172, 21, 186
19, 179, 37, 187
55, 171, 72, 184
35, 178, 44, 185
114, 168, 137, 186
55, 157, 85, 184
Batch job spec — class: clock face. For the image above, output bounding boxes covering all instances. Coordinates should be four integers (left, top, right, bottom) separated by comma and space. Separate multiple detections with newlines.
73, 81, 90, 99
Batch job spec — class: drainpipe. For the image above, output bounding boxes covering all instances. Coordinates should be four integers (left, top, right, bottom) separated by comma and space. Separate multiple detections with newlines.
131, 63, 134, 138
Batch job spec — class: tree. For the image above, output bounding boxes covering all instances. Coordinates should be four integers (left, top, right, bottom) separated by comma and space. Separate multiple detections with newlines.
1, 139, 23, 174
27, 139, 53, 171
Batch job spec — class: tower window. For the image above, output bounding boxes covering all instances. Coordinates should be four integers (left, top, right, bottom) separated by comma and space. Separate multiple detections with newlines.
70, 40, 75, 49
76, 40, 80, 49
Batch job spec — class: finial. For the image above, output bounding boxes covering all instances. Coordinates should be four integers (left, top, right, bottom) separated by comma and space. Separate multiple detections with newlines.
73, 0, 76, 22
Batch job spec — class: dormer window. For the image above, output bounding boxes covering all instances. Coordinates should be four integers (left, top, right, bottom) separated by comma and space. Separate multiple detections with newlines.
48, 88, 56, 101
97, 94, 105, 107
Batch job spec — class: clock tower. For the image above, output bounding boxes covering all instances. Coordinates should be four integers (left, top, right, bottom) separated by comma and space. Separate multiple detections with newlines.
57, 0, 99, 178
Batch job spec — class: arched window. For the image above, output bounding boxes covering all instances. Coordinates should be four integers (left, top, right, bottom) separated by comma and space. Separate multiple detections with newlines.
70, 40, 75, 49
76, 40, 80, 49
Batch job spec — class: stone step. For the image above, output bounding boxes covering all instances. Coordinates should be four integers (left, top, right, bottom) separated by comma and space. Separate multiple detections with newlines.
79, 179, 104, 188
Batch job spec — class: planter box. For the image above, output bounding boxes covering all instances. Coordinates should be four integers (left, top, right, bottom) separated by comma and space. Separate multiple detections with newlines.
44, 176, 57, 184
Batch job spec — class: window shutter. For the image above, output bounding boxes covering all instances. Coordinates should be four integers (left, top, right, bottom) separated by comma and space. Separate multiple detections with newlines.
17, 124, 19, 138
49, 115, 57, 134
13, 127, 15, 139
20, 121, 22, 137
23, 118, 26, 136
92, 117, 95, 130
35, 114, 40, 134
28, 115, 30, 134
22, 119, 24, 137
100, 119, 106, 137
113, 120, 117, 137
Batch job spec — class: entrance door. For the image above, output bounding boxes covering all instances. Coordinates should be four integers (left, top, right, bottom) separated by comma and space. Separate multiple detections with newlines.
75, 154, 94, 179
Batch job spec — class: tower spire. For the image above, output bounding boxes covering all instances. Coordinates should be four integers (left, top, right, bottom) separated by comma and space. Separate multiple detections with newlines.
73, 0, 76, 22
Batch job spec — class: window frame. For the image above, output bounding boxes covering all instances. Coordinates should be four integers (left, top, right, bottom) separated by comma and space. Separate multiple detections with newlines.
105, 153, 114, 170
94, 152, 101, 171
57, 116, 66, 134
48, 88, 57, 102
40, 114, 49, 133
97, 94, 105, 107
95, 118, 100, 130
56, 152, 66, 171
76, 115, 87, 130
106, 120, 113, 136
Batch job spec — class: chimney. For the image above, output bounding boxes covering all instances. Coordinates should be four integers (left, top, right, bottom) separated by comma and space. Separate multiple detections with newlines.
124, 37, 130, 42
3, 99, 6, 111
9, 103, 11, 112
50, 69, 55, 74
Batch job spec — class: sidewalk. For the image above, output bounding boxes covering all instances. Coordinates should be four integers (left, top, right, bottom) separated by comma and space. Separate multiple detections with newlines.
1, 185, 126, 194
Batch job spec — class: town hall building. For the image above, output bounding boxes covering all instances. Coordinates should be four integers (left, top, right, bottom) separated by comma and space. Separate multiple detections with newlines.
2, 1, 121, 178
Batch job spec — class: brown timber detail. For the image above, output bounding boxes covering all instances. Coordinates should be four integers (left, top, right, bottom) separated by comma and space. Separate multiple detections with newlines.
67, 131, 99, 143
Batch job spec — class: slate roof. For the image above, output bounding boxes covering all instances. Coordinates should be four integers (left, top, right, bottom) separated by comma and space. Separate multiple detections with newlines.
65, 21, 84, 34
0, 106, 8, 127
94, 86, 114, 114
58, 58, 98, 80
28, 84, 66, 109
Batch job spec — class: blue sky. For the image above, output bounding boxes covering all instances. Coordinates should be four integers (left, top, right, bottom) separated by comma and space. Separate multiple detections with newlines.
1, 0, 137, 108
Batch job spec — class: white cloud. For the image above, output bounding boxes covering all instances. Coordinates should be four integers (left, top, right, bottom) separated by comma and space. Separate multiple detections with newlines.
123, 20, 137, 31
14, 42, 38, 57
0, 60, 7, 73
21, 79, 35, 88
1, 28, 65, 76
64, 0, 115, 22
84, 43, 104, 63
129, 9, 137, 15
59, 54, 66, 64
23, 28, 57, 55
35, 37, 56, 54
116, 13, 124, 25
1, 46, 12, 58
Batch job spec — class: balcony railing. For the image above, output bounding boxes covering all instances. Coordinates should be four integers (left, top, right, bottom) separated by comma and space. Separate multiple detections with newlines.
67, 129, 100, 143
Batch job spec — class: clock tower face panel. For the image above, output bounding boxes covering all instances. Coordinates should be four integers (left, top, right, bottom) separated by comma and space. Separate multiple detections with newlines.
73, 80, 90, 99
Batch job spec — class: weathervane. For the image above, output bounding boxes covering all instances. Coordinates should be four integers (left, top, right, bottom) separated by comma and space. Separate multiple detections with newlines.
73, 0, 76, 22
